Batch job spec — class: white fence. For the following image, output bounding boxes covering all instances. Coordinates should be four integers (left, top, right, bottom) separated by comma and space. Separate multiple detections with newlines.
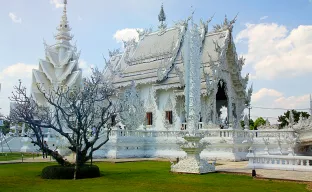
247, 154, 312, 171
106, 129, 296, 139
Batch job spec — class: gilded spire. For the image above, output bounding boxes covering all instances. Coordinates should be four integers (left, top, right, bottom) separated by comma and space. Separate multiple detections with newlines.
55, 0, 73, 43
158, 3, 167, 30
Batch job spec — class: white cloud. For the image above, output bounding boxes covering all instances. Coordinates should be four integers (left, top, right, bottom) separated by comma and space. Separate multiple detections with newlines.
236, 23, 312, 80
113, 28, 143, 43
78, 16, 83, 21
0, 63, 37, 116
259, 16, 268, 20
252, 88, 283, 102
79, 60, 94, 78
249, 88, 310, 123
50, 0, 64, 8
9, 13, 22, 23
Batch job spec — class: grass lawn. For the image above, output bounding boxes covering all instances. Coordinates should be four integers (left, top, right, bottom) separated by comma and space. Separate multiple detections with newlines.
0, 152, 36, 161
0, 161, 309, 192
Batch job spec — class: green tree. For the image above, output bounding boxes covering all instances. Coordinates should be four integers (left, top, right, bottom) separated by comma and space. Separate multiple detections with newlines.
240, 119, 254, 130
249, 119, 254, 130
254, 117, 266, 129
277, 110, 310, 128
0, 120, 10, 135
240, 120, 244, 128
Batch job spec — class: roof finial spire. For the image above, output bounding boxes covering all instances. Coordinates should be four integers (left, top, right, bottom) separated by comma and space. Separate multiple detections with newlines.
158, 3, 167, 30
158, 3, 166, 23
54, 0, 72, 43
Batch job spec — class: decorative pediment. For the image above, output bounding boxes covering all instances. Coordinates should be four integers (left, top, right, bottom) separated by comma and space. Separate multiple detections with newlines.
164, 95, 173, 111
145, 88, 156, 112
162, 94, 177, 130
119, 82, 145, 130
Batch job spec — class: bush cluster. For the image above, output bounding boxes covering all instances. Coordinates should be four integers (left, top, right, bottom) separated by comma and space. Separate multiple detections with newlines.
41, 165, 100, 179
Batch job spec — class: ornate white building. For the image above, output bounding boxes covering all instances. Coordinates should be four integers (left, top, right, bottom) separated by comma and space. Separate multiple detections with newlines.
106, 7, 252, 130
31, 0, 81, 106
98, 6, 254, 160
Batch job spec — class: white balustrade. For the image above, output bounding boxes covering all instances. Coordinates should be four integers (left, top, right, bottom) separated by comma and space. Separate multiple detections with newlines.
247, 154, 312, 171
104, 128, 298, 140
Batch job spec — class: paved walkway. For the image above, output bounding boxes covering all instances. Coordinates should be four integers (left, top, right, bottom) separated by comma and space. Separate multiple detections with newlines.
216, 161, 312, 182
1, 157, 312, 182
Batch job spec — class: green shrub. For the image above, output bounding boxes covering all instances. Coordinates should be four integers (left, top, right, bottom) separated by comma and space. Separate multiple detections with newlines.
41, 165, 100, 179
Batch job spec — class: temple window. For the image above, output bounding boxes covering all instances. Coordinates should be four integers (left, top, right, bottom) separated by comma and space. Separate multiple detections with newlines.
146, 112, 153, 125
165, 111, 173, 124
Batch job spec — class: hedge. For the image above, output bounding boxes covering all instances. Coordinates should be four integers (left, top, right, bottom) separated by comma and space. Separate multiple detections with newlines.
41, 165, 100, 179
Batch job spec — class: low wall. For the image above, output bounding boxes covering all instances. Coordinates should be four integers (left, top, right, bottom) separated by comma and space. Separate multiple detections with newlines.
247, 154, 312, 171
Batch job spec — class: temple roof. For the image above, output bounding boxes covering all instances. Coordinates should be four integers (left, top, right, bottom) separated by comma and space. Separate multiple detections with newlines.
112, 25, 186, 86
109, 25, 229, 88
104, 11, 249, 100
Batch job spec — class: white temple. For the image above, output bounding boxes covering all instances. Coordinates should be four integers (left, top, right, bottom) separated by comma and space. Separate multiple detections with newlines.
3, 2, 312, 172
99, 5, 253, 160
31, 0, 81, 106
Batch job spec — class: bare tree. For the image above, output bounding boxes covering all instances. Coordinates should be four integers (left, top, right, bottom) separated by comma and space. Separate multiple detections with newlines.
8, 69, 118, 169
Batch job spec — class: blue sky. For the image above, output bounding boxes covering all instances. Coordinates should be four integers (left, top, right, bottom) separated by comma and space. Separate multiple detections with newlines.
1, 0, 312, 123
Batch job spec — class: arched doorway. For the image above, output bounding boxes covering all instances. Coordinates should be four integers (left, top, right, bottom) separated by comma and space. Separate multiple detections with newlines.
216, 80, 228, 125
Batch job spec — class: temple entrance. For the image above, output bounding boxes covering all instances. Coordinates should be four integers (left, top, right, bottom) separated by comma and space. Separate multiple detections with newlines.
216, 80, 228, 125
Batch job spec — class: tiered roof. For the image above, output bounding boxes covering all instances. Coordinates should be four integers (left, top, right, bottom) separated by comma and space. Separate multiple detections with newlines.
104, 7, 249, 100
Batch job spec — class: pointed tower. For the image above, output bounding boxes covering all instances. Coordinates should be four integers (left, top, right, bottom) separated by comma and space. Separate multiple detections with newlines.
158, 4, 167, 30
31, 0, 82, 105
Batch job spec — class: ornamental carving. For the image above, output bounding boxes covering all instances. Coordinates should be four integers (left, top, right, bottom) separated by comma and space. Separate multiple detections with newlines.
174, 65, 185, 86
108, 49, 121, 57
119, 82, 145, 130
162, 94, 177, 130
144, 88, 157, 127
212, 14, 238, 33
123, 38, 137, 49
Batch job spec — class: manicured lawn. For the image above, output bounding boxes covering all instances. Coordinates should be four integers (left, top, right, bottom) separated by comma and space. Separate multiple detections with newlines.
0, 161, 309, 192
0, 152, 36, 161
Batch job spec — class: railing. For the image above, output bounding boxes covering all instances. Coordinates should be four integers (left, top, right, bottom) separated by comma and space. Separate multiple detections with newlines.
180, 122, 208, 130
252, 130, 296, 138
247, 154, 312, 171
103, 128, 298, 139
107, 130, 188, 138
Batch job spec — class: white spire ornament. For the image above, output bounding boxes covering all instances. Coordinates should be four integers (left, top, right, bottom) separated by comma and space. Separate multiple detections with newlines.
171, 17, 215, 174
31, 0, 82, 105
157, 4, 167, 35
55, 0, 73, 44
